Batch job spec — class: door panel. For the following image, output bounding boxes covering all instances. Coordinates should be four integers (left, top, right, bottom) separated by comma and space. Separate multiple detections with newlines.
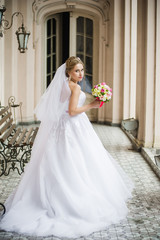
76, 16, 97, 121
46, 13, 69, 87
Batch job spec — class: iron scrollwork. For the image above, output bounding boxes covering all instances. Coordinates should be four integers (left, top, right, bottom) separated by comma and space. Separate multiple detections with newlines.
0, 202, 6, 216
0, 140, 31, 177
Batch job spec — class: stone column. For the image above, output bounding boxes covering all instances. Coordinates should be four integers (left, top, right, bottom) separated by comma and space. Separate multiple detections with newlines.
69, 12, 76, 57
99, 0, 125, 125
123, 0, 131, 119
136, 0, 156, 147
103, 0, 114, 124
154, 0, 160, 148
129, 0, 137, 118
25, 0, 36, 122
123, 0, 137, 120
112, 0, 124, 124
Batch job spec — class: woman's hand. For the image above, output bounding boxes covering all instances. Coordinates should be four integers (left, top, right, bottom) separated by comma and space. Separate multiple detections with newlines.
90, 100, 101, 108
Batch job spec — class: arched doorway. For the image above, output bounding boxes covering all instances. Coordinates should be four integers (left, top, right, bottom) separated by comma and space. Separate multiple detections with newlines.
33, 1, 108, 122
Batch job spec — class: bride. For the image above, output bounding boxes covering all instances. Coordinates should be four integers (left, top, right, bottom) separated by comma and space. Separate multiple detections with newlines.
0, 56, 133, 238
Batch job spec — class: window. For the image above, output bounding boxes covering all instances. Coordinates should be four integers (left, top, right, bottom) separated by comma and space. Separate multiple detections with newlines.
46, 18, 56, 87
76, 17, 93, 93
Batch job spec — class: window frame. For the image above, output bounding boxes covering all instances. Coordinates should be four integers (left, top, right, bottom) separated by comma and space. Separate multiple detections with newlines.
45, 14, 61, 88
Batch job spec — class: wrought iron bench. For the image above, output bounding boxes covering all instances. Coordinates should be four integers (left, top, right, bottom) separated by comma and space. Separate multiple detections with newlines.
0, 106, 39, 176
0, 106, 39, 215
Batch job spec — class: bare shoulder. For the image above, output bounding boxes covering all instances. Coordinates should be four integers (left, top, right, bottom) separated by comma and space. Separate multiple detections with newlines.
69, 81, 81, 94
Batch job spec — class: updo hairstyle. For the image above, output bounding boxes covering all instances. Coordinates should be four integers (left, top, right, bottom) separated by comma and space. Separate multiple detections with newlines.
65, 56, 84, 77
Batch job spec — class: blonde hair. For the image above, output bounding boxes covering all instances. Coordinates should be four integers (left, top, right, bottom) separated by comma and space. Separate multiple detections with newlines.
65, 56, 84, 77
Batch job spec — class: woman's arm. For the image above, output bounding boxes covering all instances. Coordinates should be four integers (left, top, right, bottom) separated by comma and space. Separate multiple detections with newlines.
68, 84, 100, 116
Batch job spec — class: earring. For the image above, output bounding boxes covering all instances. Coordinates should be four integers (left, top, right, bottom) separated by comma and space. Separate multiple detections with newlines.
68, 75, 71, 81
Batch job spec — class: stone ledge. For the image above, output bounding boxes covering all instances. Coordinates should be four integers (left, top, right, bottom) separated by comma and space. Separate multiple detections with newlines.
141, 148, 160, 179
121, 127, 160, 179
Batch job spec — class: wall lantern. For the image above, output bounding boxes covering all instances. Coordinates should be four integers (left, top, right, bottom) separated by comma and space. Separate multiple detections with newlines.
0, 6, 30, 53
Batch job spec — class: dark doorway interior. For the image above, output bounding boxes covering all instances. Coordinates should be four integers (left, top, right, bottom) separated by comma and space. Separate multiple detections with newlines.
61, 12, 69, 64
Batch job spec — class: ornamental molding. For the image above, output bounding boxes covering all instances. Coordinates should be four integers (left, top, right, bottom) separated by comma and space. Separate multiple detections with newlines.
32, 0, 110, 23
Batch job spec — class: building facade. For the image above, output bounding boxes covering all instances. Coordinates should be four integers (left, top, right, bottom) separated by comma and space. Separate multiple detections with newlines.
0, 0, 160, 148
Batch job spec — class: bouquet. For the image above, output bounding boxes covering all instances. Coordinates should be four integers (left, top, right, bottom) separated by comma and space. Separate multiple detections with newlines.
92, 82, 112, 108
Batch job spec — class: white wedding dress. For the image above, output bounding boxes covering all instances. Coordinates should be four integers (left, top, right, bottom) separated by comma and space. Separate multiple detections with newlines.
0, 91, 133, 238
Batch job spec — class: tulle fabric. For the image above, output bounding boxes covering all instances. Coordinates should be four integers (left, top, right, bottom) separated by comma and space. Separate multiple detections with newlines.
34, 63, 71, 123
0, 91, 134, 238
25, 63, 71, 183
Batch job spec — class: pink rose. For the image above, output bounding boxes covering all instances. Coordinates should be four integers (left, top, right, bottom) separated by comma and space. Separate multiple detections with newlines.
101, 89, 105, 93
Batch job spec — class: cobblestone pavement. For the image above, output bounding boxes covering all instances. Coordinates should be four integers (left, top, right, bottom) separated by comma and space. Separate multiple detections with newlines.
0, 124, 160, 240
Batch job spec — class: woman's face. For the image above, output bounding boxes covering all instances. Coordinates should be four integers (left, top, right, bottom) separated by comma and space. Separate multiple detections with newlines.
69, 63, 84, 83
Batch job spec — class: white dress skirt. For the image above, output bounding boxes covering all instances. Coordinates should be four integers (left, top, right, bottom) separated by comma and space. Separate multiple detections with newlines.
0, 91, 134, 238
